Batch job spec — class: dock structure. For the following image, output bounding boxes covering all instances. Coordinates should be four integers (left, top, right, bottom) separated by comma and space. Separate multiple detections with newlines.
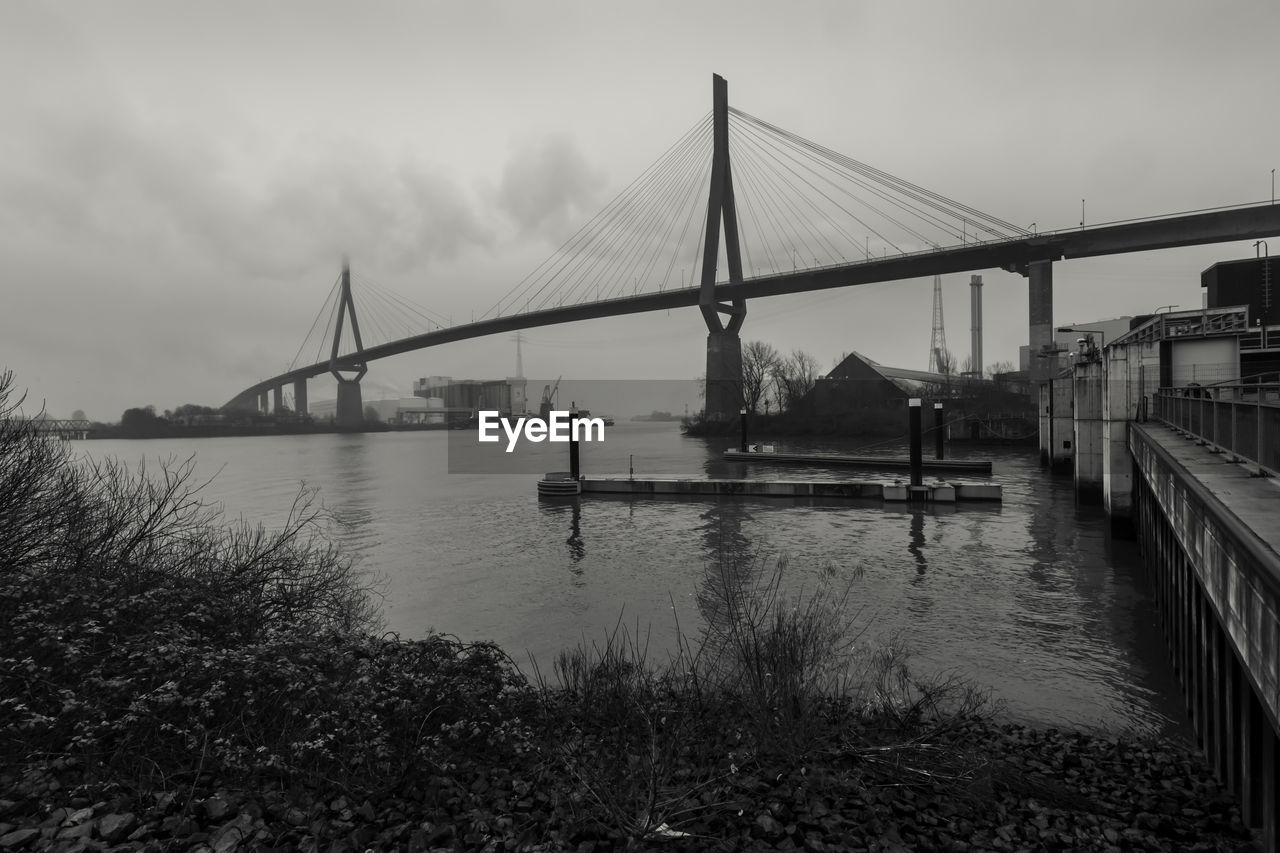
723, 449, 992, 475
574, 477, 1000, 503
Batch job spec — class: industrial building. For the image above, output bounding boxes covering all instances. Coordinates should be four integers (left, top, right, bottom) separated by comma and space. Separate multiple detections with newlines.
412, 376, 528, 417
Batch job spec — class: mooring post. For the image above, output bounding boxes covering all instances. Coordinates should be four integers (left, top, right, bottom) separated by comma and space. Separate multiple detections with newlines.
934, 402, 945, 460
909, 398, 923, 487
740, 406, 748, 452
569, 403, 580, 480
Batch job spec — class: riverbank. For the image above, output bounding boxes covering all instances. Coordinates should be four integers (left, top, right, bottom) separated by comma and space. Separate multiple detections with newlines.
0, 607, 1255, 852
0, 541, 1255, 851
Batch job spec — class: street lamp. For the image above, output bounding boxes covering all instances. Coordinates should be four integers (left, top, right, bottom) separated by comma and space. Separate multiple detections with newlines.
1058, 326, 1105, 360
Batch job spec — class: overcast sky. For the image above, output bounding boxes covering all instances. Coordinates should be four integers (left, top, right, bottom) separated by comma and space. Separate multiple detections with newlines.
4, 1, 1278, 420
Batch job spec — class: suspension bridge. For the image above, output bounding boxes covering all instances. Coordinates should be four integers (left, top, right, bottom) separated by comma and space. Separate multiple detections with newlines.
225, 74, 1280, 426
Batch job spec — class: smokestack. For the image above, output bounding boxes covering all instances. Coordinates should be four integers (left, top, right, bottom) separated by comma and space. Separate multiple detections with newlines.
970, 274, 983, 377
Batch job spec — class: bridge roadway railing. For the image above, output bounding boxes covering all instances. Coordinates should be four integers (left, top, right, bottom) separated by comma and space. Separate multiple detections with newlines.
1130, 422, 1280, 847
1153, 381, 1280, 477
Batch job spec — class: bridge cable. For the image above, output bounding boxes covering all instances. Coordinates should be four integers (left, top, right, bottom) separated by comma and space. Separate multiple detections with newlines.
732, 145, 808, 274
355, 272, 453, 330
506, 115, 710, 312
736, 107, 1020, 238
289, 272, 344, 372
569, 124, 701, 304
732, 108, 1026, 239
483, 112, 713, 320
595, 120, 715, 302
732, 114, 944, 250
733, 130, 858, 265
733, 132, 849, 263
528, 116, 712, 311
732, 113, 941, 250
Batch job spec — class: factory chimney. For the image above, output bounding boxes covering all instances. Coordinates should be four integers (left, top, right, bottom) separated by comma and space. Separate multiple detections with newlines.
969, 275, 983, 378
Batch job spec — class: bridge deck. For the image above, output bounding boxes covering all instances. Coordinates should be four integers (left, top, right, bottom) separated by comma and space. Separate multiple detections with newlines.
225, 203, 1280, 410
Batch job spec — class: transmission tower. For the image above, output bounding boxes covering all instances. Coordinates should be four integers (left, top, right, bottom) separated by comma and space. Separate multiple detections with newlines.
929, 275, 949, 373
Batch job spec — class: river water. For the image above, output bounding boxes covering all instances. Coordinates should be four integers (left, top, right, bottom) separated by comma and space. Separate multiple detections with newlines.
76, 423, 1188, 737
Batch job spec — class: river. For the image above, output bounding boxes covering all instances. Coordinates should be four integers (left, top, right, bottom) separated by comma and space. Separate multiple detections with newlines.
75, 422, 1188, 737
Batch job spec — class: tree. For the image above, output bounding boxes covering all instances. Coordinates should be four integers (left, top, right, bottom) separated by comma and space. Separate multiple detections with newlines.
120, 406, 163, 436
363, 406, 381, 423
986, 360, 1017, 378
771, 349, 820, 412
741, 341, 781, 414
71, 409, 87, 422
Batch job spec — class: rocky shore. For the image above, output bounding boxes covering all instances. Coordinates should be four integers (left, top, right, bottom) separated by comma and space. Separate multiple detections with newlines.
0, 714, 1256, 853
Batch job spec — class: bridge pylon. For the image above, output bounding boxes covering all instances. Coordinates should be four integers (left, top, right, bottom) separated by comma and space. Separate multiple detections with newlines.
329, 259, 367, 428
700, 73, 747, 422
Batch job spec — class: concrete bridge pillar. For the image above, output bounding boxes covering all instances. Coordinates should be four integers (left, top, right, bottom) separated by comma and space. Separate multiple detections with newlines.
293, 378, 308, 416
272, 385, 283, 414
1028, 260, 1056, 464
256, 391, 268, 413
1028, 260, 1054, 371
705, 330, 744, 422
335, 378, 363, 428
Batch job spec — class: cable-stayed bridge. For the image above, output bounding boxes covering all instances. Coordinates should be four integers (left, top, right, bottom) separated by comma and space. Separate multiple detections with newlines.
225, 75, 1280, 424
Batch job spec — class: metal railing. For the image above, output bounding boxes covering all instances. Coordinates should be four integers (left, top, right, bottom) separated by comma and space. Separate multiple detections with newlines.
1153, 379, 1280, 477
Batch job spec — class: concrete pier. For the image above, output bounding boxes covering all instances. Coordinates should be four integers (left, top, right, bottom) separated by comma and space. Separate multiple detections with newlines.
334, 378, 363, 428
704, 330, 743, 422
722, 449, 991, 474
293, 378, 308, 416
1028, 259, 1055, 464
1071, 357, 1104, 502
577, 477, 1001, 503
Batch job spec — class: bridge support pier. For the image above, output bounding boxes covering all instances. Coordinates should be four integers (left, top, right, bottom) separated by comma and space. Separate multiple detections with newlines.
335, 378, 363, 429
705, 330, 743, 423
257, 391, 268, 414
293, 378, 308, 416
1027, 259, 1056, 465
272, 385, 283, 414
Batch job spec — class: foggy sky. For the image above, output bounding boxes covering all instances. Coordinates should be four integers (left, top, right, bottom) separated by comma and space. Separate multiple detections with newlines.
4, 1, 1278, 420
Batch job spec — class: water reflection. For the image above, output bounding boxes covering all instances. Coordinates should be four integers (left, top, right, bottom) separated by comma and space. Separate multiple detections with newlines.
906, 510, 926, 568
565, 500, 584, 564
699, 499, 753, 567
320, 434, 381, 562
536, 498, 587, 573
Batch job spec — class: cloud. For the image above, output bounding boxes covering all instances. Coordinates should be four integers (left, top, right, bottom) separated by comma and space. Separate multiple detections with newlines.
0, 101, 494, 286
494, 134, 608, 242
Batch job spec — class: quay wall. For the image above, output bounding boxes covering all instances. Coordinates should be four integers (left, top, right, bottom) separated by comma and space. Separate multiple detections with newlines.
1130, 422, 1280, 848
